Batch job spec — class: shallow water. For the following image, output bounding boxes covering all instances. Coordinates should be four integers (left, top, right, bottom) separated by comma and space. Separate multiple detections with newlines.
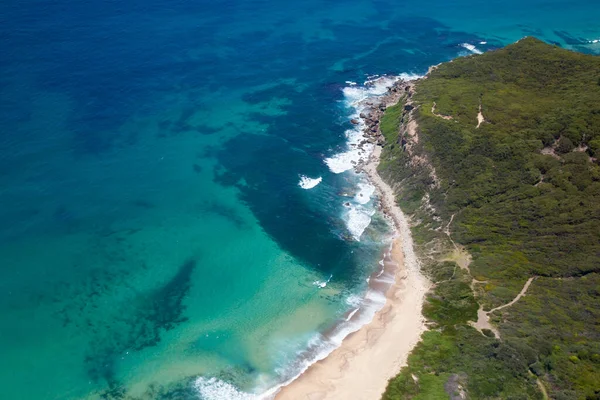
0, 0, 598, 398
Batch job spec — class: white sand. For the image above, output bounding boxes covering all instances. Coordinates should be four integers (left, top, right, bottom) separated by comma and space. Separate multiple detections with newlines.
275, 146, 429, 400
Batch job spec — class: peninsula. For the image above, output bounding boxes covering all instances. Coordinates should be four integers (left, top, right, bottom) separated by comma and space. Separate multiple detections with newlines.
280, 37, 600, 400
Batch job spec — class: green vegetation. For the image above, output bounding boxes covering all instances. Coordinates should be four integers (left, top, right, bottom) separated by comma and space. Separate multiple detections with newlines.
379, 38, 600, 399
380, 102, 405, 143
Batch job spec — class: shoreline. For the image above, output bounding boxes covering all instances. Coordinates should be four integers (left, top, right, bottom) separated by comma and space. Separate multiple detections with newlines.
275, 83, 430, 399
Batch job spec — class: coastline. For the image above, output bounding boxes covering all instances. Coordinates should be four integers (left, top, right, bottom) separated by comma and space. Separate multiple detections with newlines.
275, 95, 430, 399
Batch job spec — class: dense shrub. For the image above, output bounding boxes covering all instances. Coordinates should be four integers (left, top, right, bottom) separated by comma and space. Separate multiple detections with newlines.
380, 38, 600, 399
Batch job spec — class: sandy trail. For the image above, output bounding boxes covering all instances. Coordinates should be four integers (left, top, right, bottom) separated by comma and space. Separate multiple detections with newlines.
476, 103, 485, 128
489, 277, 535, 313
471, 276, 536, 338
275, 146, 429, 400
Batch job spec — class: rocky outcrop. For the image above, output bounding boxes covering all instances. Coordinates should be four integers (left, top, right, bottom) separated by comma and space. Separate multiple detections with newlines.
357, 80, 412, 143
351, 78, 419, 173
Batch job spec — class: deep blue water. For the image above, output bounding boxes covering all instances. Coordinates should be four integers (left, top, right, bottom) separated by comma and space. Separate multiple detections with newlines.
1, 0, 598, 398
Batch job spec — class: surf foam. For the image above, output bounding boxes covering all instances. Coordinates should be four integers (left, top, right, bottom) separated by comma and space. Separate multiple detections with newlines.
460, 43, 483, 54
327, 75, 421, 239
313, 274, 332, 288
298, 175, 322, 189
354, 181, 375, 205
194, 377, 262, 400
346, 205, 374, 241
326, 74, 422, 175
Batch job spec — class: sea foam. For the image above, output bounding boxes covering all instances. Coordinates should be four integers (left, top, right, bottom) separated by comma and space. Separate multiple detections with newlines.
327, 75, 423, 240
194, 377, 261, 400
354, 181, 375, 205
460, 43, 483, 54
325, 74, 422, 175
298, 175, 322, 189
266, 279, 390, 394
313, 274, 332, 288
324, 77, 399, 174
346, 204, 375, 241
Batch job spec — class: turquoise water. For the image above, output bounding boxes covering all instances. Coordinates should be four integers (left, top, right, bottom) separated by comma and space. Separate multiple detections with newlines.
1, 0, 598, 398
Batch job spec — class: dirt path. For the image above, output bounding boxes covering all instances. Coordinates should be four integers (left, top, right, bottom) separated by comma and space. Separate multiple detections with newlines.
476, 103, 485, 128
470, 277, 536, 338
488, 277, 535, 314
431, 102, 453, 120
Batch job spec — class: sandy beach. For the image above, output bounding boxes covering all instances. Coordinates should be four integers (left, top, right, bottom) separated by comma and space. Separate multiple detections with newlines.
276, 146, 429, 400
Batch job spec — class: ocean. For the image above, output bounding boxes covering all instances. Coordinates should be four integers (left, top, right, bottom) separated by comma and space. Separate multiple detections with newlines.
0, 0, 598, 398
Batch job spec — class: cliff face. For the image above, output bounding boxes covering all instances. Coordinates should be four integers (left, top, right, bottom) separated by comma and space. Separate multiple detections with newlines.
379, 38, 600, 400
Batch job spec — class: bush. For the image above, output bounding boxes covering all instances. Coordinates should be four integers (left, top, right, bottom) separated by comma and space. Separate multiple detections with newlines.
380, 37, 600, 400
556, 136, 575, 154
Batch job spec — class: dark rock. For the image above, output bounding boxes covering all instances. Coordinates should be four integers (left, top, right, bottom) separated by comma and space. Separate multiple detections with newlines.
404, 104, 414, 112
350, 119, 359, 125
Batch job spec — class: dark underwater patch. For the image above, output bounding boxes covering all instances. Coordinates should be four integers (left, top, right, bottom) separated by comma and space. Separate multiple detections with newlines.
198, 201, 247, 229
83, 259, 197, 391
215, 130, 358, 279
99, 377, 198, 400
554, 30, 589, 45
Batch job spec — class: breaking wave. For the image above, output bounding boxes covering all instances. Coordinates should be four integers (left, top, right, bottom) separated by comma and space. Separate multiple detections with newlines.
298, 175, 322, 189
460, 42, 483, 54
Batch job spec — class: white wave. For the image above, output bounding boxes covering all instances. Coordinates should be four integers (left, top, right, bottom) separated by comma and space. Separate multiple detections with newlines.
255, 261, 395, 398
372, 274, 395, 285
345, 308, 359, 321
343, 75, 399, 106
460, 43, 483, 54
313, 274, 332, 288
345, 80, 357, 86
479, 41, 487, 45
376, 259, 385, 277
397, 72, 425, 81
326, 73, 422, 175
365, 289, 387, 304
346, 205, 374, 241
324, 128, 371, 174
240, 213, 413, 400
298, 175, 322, 189
346, 294, 363, 308
194, 377, 259, 400
354, 181, 375, 204
327, 291, 387, 345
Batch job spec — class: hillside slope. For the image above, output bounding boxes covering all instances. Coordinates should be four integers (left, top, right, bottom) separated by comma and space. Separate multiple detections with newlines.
379, 38, 600, 400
